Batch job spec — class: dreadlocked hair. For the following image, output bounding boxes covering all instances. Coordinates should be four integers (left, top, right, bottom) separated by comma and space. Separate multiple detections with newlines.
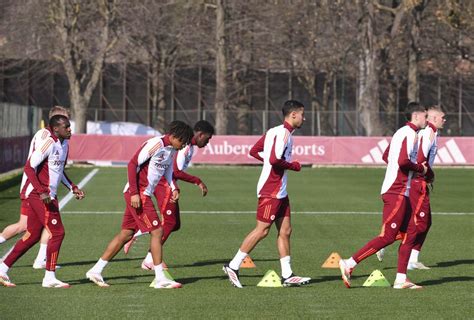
166, 120, 194, 145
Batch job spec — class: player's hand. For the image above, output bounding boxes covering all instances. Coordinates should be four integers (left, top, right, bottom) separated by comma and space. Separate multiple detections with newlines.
421, 162, 428, 175
290, 161, 301, 172
73, 187, 85, 200
40, 192, 51, 204
198, 182, 208, 197
130, 194, 141, 208
170, 189, 180, 203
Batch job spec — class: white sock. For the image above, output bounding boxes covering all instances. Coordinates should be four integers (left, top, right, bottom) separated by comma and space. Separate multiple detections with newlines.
229, 249, 248, 270
346, 257, 357, 268
154, 263, 166, 281
1, 245, 14, 261
144, 252, 153, 264
395, 273, 407, 283
280, 256, 293, 279
409, 249, 420, 263
90, 258, 108, 274
0, 236, 6, 244
134, 230, 147, 238
35, 244, 48, 262
0, 262, 9, 274
44, 270, 56, 281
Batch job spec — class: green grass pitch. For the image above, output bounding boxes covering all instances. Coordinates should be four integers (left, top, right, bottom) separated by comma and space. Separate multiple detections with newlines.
0, 166, 473, 319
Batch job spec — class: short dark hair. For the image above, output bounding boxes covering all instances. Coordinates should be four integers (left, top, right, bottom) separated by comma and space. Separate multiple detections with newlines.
166, 120, 194, 144
194, 120, 215, 135
282, 100, 304, 117
404, 101, 426, 121
49, 114, 69, 128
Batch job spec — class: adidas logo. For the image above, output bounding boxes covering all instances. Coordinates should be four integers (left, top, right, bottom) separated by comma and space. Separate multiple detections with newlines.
434, 139, 466, 164
361, 139, 389, 164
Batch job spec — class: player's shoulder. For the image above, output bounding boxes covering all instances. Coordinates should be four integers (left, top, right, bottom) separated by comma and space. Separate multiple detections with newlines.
34, 128, 52, 140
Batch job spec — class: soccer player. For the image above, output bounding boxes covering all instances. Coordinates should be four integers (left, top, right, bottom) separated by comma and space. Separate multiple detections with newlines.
338, 102, 428, 289
0, 115, 85, 288
133, 120, 215, 270
86, 121, 193, 289
377, 106, 446, 270
223, 100, 311, 288
0, 106, 77, 270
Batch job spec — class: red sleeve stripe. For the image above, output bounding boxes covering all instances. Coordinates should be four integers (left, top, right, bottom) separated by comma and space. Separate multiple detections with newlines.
41, 140, 53, 153
283, 131, 289, 145
148, 142, 163, 156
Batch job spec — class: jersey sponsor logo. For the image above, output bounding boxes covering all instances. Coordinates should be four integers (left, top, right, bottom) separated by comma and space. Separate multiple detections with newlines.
434, 139, 467, 164
361, 139, 389, 164
55, 150, 60, 155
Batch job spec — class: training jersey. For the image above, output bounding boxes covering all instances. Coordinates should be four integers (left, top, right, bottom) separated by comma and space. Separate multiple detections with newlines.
23, 130, 70, 200
380, 122, 425, 197
414, 121, 438, 180
124, 135, 177, 197
251, 121, 296, 199
19, 128, 75, 199
156, 138, 202, 189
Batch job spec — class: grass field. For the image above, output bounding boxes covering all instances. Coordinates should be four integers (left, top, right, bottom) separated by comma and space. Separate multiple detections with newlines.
0, 166, 473, 319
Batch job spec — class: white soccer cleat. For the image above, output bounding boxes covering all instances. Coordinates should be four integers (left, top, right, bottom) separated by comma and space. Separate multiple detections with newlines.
338, 259, 353, 288
282, 274, 311, 287
141, 260, 154, 271
42, 278, 71, 288
222, 264, 243, 288
376, 248, 385, 262
86, 271, 110, 287
408, 262, 430, 270
0, 272, 16, 287
153, 279, 182, 289
393, 279, 423, 289
123, 237, 137, 255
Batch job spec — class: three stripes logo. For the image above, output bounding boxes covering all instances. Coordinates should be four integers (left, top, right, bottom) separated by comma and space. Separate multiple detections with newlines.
361, 138, 467, 164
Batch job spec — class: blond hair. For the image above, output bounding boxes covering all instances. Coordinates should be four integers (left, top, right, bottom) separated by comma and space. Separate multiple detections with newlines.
48, 106, 70, 119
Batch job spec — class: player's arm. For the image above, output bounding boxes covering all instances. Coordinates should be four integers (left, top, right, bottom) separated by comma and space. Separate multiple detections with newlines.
398, 136, 426, 174
249, 135, 265, 162
24, 138, 53, 203
269, 132, 300, 171
164, 159, 180, 203
127, 141, 157, 208
172, 149, 207, 196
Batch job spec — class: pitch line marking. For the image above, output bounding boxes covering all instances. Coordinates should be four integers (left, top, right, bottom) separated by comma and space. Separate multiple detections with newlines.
59, 168, 100, 210
61, 210, 473, 216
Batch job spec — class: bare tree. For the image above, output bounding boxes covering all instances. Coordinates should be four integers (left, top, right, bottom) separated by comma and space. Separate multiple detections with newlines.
47, 0, 119, 133
214, 0, 229, 135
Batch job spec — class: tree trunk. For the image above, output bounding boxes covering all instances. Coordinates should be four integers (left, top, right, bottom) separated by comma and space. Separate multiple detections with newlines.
215, 0, 228, 135
70, 91, 87, 133
358, 1, 383, 136
407, 7, 421, 102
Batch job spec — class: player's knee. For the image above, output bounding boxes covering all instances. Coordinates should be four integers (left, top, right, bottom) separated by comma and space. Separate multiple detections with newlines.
259, 227, 270, 239
280, 226, 292, 238
150, 227, 163, 238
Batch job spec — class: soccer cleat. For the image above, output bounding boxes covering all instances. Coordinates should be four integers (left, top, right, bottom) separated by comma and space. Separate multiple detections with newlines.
153, 279, 182, 289
338, 259, 353, 288
393, 279, 423, 289
408, 262, 430, 270
42, 278, 71, 288
0, 273, 16, 287
86, 271, 110, 287
376, 248, 385, 262
222, 264, 243, 288
123, 237, 137, 255
281, 274, 311, 287
141, 260, 154, 271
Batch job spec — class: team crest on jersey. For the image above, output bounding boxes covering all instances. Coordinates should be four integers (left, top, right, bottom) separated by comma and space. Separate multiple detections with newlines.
419, 212, 425, 218
166, 210, 172, 215
391, 223, 397, 229
152, 220, 158, 226
51, 219, 57, 225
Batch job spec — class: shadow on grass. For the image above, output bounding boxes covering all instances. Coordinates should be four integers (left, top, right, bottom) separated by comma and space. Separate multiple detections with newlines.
419, 276, 474, 286
435, 260, 474, 268
172, 257, 279, 269
14, 257, 143, 269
